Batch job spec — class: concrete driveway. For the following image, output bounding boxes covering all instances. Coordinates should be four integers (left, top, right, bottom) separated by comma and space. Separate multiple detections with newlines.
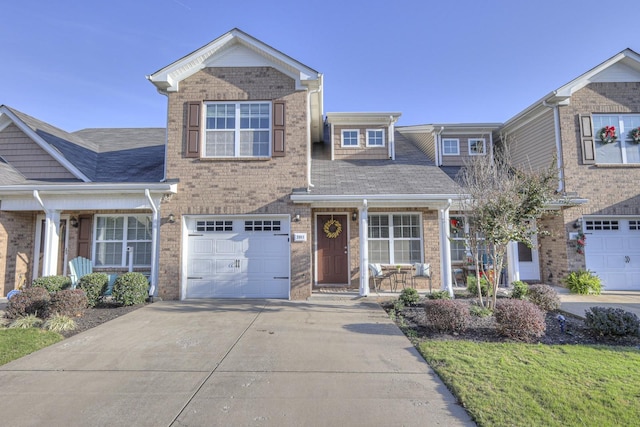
0, 298, 473, 426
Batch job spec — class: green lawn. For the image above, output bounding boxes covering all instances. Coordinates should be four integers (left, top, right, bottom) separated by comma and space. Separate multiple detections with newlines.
0, 328, 63, 366
418, 341, 640, 427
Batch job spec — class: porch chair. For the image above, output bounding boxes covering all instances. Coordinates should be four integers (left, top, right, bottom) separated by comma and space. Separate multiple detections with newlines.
68, 256, 93, 289
368, 263, 389, 292
412, 263, 432, 293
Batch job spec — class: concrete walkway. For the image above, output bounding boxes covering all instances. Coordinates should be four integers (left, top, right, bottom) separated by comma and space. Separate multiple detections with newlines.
0, 298, 474, 427
554, 287, 640, 319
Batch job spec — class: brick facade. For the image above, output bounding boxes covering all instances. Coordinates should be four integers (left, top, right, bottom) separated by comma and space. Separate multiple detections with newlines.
0, 211, 35, 295
157, 67, 312, 300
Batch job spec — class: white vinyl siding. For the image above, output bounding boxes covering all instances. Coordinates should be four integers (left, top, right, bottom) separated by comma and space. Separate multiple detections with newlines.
500, 108, 555, 171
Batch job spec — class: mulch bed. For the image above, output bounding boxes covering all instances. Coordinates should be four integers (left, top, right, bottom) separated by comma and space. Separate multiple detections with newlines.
381, 297, 640, 347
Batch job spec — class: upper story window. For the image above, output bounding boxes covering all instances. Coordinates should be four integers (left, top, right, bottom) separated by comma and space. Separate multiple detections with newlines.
341, 130, 360, 147
469, 138, 486, 155
204, 102, 271, 158
442, 138, 460, 155
593, 114, 640, 164
366, 129, 385, 147
94, 215, 152, 268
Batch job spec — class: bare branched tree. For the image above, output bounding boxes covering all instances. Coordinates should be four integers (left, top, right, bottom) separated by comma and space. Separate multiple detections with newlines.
457, 145, 557, 309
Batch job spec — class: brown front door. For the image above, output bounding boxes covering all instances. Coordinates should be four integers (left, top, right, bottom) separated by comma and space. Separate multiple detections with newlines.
317, 214, 349, 284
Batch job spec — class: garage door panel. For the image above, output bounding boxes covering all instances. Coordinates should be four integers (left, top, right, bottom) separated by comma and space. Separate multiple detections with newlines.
186, 217, 290, 299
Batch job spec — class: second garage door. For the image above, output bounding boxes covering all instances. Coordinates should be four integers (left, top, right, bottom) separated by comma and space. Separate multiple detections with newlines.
185, 216, 290, 298
584, 217, 640, 291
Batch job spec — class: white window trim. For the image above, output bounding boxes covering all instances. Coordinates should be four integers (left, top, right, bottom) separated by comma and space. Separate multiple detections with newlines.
365, 129, 385, 147
442, 138, 460, 156
367, 212, 424, 265
341, 129, 360, 147
93, 214, 153, 268
469, 138, 486, 155
203, 101, 272, 158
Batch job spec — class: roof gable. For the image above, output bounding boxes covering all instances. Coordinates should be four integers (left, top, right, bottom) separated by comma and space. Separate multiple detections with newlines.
147, 28, 322, 92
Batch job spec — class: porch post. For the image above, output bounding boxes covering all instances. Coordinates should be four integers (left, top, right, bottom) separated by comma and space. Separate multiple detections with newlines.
506, 241, 519, 284
42, 210, 61, 277
359, 199, 369, 296
144, 189, 160, 297
440, 200, 453, 298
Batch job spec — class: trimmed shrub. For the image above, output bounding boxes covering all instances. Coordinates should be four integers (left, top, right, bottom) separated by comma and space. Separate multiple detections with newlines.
79, 273, 109, 307
5, 287, 51, 319
585, 307, 640, 337
467, 275, 490, 297
43, 314, 77, 333
424, 300, 470, 333
426, 290, 451, 300
563, 269, 603, 295
50, 289, 88, 317
112, 272, 149, 306
31, 275, 72, 293
494, 299, 546, 342
527, 284, 561, 312
399, 287, 420, 306
511, 280, 529, 299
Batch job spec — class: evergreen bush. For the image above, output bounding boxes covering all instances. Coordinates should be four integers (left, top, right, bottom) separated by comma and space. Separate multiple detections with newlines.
112, 272, 149, 306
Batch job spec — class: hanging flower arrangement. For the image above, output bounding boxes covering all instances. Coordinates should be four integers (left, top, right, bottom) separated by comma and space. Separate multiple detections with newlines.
323, 218, 342, 239
598, 126, 617, 144
576, 231, 586, 255
630, 127, 640, 144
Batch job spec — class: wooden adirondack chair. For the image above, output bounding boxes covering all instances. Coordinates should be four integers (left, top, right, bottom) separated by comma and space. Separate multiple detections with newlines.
68, 256, 93, 289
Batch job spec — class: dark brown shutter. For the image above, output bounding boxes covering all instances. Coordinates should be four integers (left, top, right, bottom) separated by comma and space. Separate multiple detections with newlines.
186, 102, 201, 158
272, 101, 285, 157
579, 114, 596, 165
77, 215, 93, 259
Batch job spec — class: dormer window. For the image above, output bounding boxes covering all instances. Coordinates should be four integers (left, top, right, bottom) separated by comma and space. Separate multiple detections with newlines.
469, 138, 486, 155
442, 139, 460, 155
341, 130, 359, 147
366, 129, 385, 147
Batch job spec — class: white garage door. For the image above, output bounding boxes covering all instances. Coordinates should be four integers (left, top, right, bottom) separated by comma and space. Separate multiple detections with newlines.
584, 218, 640, 291
185, 216, 290, 298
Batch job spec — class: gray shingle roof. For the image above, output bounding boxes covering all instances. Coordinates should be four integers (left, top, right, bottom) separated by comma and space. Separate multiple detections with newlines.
309, 131, 461, 196
2, 107, 165, 183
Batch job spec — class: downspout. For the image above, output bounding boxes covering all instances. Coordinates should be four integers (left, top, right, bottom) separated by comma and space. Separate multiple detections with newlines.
145, 189, 160, 297
440, 199, 453, 298
359, 199, 369, 296
542, 101, 565, 193
306, 84, 322, 191
436, 126, 445, 166
389, 116, 398, 160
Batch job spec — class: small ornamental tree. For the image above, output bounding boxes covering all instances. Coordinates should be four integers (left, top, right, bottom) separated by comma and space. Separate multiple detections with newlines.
457, 144, 557, 309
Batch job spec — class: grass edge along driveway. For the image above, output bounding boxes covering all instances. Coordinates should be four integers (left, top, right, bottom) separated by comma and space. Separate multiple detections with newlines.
418, 341, 640, 427
0, 328, 63, 366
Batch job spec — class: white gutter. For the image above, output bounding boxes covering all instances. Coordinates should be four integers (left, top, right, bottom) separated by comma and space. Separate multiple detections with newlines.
33, 190, 46, 212
291, 193, 464, 203
435, 126, 444, 166
389, 115, 398, 160
307, 83, 322, 190
0, 182, 177, 195
144, 189, 160, 297
542, 101, 565, 193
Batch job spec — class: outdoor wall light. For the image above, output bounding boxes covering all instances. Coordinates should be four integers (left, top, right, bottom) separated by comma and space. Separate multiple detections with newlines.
168, 213, 176, 224
573, 218, 582, 229
294, 213, 301, 222
352, 211, 358, 222
69, 216, 79, 228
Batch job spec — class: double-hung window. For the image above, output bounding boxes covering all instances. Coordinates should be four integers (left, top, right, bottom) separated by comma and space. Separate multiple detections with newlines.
94, 215, 152, 267
366, 129, 385, 147
442, 138, 460, 156
204, 102, 271, 158
368, 214, 422, 264
469, 138, 486, 155
341, 130, 359, 147
449, 216, 467, 262
593, 114, 640, 164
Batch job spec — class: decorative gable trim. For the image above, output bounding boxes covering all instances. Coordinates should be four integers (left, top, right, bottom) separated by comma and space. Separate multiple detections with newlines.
147, 28, 321, 92
0, 106, 91, 182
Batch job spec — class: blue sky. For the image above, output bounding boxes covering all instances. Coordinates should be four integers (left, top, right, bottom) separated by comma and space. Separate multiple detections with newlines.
2, 0, 639, 131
